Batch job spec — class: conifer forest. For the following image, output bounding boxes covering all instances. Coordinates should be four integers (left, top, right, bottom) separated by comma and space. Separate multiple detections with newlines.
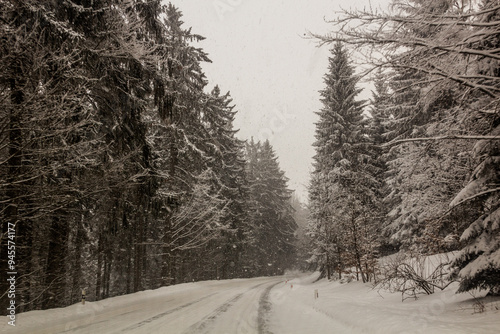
1, 0, 499, 317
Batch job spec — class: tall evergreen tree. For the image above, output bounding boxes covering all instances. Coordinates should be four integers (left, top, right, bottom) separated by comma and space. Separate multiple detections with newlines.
245, 139, 297, 276
368, 71, 394, 254
309, 42, 381, 281
201, 86, 249, 279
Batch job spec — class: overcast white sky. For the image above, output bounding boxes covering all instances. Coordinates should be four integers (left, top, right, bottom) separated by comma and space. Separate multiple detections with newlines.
169, 0, 389, 202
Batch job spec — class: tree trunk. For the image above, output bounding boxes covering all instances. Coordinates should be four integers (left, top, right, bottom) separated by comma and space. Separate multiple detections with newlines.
351, 217, 367, 283
96, 234, 103, 300
142, 215, 148, 289
43, 216, 69, 309
126, 236, 132, 294
124, 211, 132, 294
337, 245, 342, 280
133, 213, 143, 292
161, 208, 174, 286
104, 255, 111, 298
326, 252, 331, 280
71, 215, 84, 304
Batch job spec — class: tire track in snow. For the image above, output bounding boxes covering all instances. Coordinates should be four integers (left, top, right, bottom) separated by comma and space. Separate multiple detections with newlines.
120, 292, 217, 332
257, 281, 282, 334
181, 281, 271, 334
181, 292, 245, 334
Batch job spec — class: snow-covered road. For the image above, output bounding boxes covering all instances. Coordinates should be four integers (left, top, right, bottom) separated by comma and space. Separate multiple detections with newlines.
2, 272, 499, 334
1, 276, 284, 334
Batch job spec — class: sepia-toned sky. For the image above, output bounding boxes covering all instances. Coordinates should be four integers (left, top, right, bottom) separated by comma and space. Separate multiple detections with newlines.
169, 0, 389, 202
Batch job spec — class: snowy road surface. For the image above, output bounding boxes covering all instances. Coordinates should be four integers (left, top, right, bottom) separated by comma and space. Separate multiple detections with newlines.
1, 276, 284, 334
2, 272, 499, 334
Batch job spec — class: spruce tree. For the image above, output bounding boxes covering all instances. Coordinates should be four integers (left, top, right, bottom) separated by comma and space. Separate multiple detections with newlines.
201, 86, 249, 279
309, 41, 381, 281
368, 71, 394, 254
245, 139, 297, 276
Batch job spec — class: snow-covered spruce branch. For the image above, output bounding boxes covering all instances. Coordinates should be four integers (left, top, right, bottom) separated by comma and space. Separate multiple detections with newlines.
450, 187, 500, 209
332, 7, 500, 29
317, 31, 500, 62
381, 135, 500, 148
331, 4, 500, 29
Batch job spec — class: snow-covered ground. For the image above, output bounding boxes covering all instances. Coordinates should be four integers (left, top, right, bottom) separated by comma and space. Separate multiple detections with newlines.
270, 273, 500, 334
1, 272, 499, 333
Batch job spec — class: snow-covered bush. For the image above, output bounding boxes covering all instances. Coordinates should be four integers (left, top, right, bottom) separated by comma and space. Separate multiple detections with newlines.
375, 253, 454, 301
